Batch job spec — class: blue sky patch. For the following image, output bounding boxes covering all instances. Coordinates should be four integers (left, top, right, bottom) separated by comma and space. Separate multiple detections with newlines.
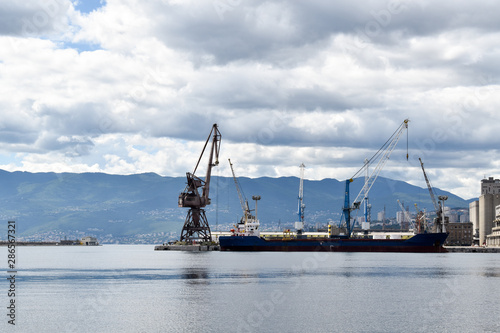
63, 41, 102, 53
74, 0, 106, 14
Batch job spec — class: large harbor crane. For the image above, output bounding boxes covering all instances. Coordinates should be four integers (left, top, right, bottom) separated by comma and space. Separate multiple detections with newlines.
178, 124, 221, 243
340, 119, 409, 237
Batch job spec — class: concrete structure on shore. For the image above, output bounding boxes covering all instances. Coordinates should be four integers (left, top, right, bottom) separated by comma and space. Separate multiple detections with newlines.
486, 205, 500, 247
81, 236, 99, 246
469, 200, 479, 238
481, 177, 500, 195
470, 177, 500, 246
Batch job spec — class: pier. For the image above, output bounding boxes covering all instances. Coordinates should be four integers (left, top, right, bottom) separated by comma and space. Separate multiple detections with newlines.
444, 246, 500, 253
154, 244, 220, 251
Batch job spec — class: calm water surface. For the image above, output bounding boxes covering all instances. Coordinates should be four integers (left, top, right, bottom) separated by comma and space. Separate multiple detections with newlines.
2, 245, 500, 332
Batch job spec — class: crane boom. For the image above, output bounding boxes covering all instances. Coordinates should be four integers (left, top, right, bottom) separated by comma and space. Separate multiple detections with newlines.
178, 124, 221, 209
397, 199, 414, 230
419, 157, 440, 213
352, 119, 409, 206
228, 159, 250, 216
418, 157, 447, 233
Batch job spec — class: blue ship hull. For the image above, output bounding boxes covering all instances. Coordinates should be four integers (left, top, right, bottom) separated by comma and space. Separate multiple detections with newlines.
219, 233, 448, 252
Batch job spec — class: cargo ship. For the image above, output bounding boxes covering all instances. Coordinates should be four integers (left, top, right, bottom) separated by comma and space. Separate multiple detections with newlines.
220, 119, 449, 253
219, 176, 449, 253
219, 179, 448, 252
219, 232, 448, 252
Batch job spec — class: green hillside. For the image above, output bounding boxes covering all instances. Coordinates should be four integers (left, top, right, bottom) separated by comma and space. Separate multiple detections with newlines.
0, 170, 473, 243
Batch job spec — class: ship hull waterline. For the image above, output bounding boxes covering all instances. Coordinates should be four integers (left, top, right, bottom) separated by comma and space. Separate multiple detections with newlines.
219, 233, 448, 253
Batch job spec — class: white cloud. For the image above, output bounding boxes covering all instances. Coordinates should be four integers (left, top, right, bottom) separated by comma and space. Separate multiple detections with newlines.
1, 0, 500, 199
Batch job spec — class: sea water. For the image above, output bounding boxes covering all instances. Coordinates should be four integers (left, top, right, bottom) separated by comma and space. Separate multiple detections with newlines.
2, 245, 500, 332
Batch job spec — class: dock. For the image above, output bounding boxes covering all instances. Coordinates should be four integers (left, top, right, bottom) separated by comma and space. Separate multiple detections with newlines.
154, 244, 220, 251
444, 246, 500, 253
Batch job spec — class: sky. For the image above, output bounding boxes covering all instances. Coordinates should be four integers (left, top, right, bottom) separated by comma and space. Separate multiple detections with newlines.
0, 0, 499, 200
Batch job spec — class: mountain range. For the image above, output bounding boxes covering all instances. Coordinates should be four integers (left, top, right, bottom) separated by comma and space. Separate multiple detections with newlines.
0, 169, 474, 242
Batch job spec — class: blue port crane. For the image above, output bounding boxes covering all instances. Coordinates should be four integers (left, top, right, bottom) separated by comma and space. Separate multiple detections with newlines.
340, 119, 409, 238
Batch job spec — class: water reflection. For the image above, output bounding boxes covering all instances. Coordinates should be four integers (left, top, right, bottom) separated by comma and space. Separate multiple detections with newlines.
13, 247, 500, 333
479, 267, 500, 278
182, 267, 210, 284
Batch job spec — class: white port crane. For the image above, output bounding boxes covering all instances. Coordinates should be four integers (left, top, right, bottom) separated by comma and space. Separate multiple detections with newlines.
228, 159, 260, 236
296, 163, 306, 234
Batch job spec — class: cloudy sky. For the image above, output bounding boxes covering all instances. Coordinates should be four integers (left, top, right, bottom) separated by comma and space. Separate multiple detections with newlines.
0, 0, 499, 199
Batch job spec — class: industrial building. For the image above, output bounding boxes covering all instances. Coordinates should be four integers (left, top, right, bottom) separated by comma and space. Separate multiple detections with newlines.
481, 177, 500, 195
469, 177, 500, 246
445, 222, 473, 246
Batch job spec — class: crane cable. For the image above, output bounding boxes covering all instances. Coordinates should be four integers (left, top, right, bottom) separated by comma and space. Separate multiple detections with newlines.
406, 121, 409, 160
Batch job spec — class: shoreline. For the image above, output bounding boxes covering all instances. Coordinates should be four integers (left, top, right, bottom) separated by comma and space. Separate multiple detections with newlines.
0, 241, 96, 246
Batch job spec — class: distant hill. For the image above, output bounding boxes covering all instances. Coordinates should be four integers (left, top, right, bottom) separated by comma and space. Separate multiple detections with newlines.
0, 170, 473, 242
